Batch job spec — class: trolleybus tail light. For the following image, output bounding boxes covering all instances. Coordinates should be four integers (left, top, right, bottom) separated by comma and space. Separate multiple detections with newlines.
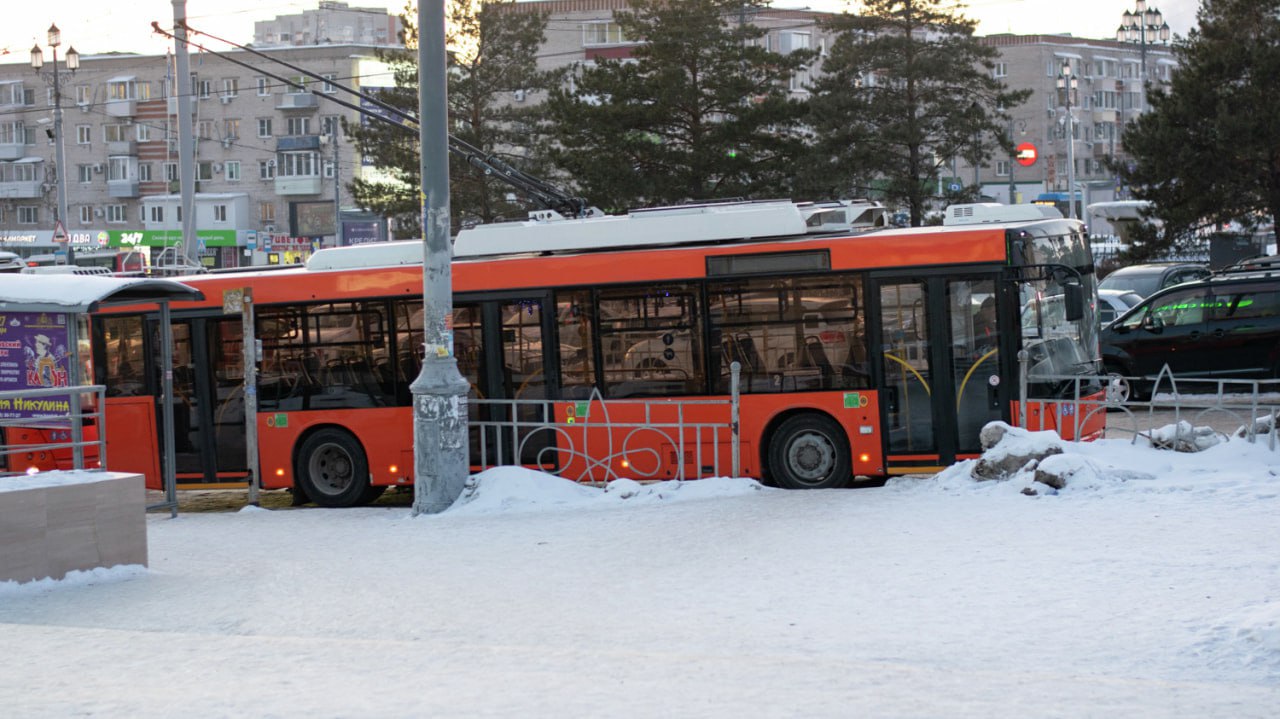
389, 464, 398, 474
859, 453, 870, 463
275, 468, 285, 477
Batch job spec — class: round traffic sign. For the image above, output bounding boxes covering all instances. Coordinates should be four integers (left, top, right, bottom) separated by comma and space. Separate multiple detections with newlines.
1015, 142, 1038, 167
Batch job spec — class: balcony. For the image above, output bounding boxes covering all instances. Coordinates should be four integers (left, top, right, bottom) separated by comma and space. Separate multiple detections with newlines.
275, 175, 322, 195
108, 179, 140, 198
0, 179, 42, 199
276, 135, 321, 152
0, 142, 23, 161
106, 140, 137, 155
277, 93, 318, 111
105, 98, 136, 118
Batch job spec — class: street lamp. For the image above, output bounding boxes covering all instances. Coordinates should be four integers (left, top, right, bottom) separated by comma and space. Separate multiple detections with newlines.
1116, 1, 1170, 112
30, 24, 79, 264
1056, 60, 1078, 219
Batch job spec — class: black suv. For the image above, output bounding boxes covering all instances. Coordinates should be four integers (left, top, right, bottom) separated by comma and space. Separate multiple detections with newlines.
1098, 262, 1211, 299
1101, 263, 1280, 394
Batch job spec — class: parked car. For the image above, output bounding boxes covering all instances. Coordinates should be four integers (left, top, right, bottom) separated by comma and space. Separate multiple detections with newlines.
1097, 288, 1143, 326
0, 250, 22, 273
1100, 267, 1280, 399
1098, 262, 1211, 299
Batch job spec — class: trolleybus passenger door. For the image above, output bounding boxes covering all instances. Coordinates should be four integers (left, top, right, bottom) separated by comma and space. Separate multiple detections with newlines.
153, 316, 249, 486
454, 294, 555, 468
873, 275, 1007, 471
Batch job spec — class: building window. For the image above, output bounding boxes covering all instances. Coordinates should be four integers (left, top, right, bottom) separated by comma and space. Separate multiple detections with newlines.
776, 31, 810, 54
323, 159, 335, 179
256, 76, 270, 95
259, 160, 275, 180
0, 121, 23, 145
993, 62, 1008, 78
9, 163, 36, 182
287, 116, 311, 136
213, 204, 228, 223
260, 202, 275, 223
107, 80, 136, 101
136, 123, 152, 142
197, 162, 214, 181
17, 206, 38, 224
164, 162, 178, 182
104, 124, 131, 143
257, 118, 273, 138
225, 160, 241, 181
107, 204, 127, 223
197, 120, 214, 140
322, 73, 338, 94
75, 85, 92, 105
138, 163, 153, 182
197, 77, 212, 99
78, 164, 93, 183
286, 75, 308, 94
222, 77, 238, 97
150, 206, 164, 223
107, 156, 132, 182
223, 118, 240, 140
320, 115, 339, 137
278, 151, 319, 177
79, 205, 93, 224
996, 160, 1011, 177
76, 125, 92, 145
582, 21, 627, 45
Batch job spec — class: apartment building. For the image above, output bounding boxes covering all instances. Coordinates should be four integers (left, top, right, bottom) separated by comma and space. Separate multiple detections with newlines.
0, 44, 395, 267
977, 34, 1175, 210
254, 1, 403, 48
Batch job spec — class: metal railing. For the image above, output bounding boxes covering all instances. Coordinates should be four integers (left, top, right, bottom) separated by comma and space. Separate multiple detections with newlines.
468, 364, 742, 485
1025, 364, 1280, 450
0, 385, 107, 476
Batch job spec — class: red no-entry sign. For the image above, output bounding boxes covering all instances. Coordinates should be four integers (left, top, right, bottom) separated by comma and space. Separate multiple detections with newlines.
1015, 142, 1038, 167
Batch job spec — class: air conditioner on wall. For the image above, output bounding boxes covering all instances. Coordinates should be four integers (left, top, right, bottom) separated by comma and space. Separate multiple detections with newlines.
264, 225, 275, 232
94, 207, 104, 217
93, 163, 103, 173
220, 95, 233, 104
213, 163, 223, 172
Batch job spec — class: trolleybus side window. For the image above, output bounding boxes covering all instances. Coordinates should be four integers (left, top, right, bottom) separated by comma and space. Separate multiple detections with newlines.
599, 283, 704, 398
555, 290, 596, 399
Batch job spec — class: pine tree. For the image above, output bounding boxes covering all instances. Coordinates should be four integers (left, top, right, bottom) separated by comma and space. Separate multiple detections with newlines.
343, 0, 556, 237
534, 0, 814, 211
804, 0, 1029, 226
1117, 0, 1280, 257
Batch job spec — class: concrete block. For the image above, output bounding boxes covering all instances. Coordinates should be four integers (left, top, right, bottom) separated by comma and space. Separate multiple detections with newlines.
0, 472, 147, 584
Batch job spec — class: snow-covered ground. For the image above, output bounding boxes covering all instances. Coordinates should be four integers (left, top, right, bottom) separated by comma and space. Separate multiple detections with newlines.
2, 425, 1278, 717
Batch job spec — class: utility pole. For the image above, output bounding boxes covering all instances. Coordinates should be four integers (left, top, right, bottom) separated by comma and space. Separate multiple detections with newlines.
173, 0, 198, 268
411, 0, 469, 515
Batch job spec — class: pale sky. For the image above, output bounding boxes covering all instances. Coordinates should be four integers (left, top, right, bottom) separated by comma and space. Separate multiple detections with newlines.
1, 0, 1200, 58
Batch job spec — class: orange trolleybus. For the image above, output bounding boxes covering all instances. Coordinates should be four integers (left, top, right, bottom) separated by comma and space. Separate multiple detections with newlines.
85, 200, 1104, 506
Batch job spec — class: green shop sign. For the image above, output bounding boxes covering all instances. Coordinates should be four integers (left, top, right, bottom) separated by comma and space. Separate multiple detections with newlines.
105, 229, 239, 248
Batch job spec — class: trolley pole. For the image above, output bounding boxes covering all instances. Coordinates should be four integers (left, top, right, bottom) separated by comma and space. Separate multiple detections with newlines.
410, 0, 469, 515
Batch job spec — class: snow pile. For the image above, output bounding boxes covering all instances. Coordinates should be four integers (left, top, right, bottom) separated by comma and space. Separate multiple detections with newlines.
443, 466, 769, 516
924, 421, 1280, 497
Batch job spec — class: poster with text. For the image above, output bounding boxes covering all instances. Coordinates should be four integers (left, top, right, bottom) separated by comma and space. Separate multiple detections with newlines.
0, 312, 72, 420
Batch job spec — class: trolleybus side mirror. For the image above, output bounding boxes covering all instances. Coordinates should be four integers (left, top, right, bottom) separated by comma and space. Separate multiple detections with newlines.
1064, 283, 1085, 322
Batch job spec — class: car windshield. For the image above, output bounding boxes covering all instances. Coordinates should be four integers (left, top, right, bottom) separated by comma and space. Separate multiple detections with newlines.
1099, 269, 1163, 298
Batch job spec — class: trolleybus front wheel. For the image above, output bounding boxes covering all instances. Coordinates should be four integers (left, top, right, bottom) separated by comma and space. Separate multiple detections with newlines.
766, 413, 852, 490
295, 428, 381, 508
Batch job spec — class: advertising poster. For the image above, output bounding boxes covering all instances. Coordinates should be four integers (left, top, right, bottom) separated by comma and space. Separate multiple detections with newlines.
0, 312, 72, 420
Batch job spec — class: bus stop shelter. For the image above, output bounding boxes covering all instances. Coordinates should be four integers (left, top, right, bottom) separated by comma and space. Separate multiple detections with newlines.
0, 274, 204, 516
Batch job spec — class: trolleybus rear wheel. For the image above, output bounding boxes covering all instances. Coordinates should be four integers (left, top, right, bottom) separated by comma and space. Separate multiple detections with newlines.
295, 429, 376, 508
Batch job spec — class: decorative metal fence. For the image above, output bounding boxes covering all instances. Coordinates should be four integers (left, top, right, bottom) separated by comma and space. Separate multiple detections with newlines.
468, 365, 742, 485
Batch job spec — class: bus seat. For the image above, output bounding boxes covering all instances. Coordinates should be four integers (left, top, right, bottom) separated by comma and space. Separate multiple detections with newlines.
803, 338, 834, 385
